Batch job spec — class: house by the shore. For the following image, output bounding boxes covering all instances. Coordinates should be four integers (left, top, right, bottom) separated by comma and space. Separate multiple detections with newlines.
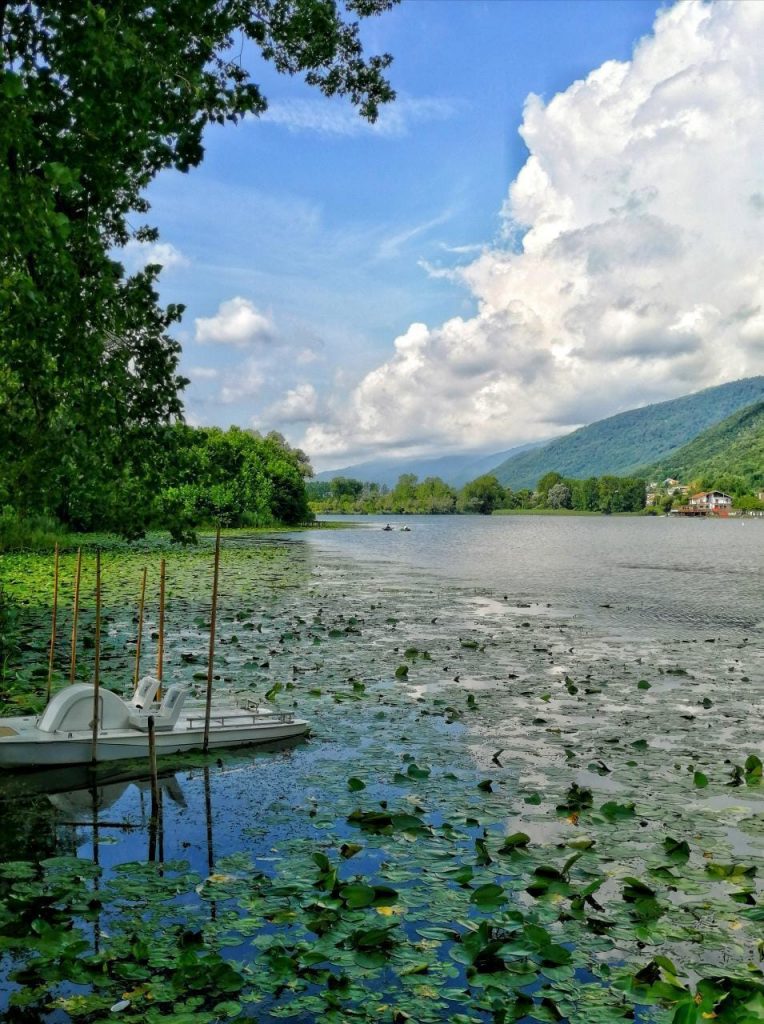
671, 490, 734, 517
688, 491, 733, 511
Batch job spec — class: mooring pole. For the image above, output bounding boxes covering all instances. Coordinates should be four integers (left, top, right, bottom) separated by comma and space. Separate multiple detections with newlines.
46, 542, 59, 701
148, 715, 159, 817
202, 526, 222, 754
91, 550, 101, 764
69, 548, 82, 684
134, 566, 147, 692
156, 557, 165, 699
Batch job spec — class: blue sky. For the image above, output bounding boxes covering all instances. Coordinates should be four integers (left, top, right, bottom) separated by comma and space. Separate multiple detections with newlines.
132, 0, 764, 469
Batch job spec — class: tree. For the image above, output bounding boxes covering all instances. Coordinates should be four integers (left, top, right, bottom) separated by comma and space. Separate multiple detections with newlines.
1, 1, 397, 534
330, 477, 364, 500
459, 475, 506, 515
391, 473, 418, 511
156, 425, 312, 538
547, 482, 572, 509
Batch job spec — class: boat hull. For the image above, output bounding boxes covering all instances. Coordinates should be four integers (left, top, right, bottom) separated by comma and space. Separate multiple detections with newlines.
0, 718, 309, 768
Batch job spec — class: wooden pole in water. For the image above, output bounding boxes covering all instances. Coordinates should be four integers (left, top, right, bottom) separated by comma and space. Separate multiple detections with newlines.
69, 548, 82, 684
133, 567, 147, 692
91, 550, 101, 764
148, 715, 159, 815
156, 558, 165, 699
202, 526, 221, 755
46, 542, 60, 701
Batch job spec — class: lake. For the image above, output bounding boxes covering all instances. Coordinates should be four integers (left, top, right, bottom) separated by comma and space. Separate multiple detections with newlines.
310, 513, 764, 636
0, 518, 762, 1022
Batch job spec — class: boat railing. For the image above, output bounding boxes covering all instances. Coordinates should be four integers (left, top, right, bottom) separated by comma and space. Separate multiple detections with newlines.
183, 709, 296, 729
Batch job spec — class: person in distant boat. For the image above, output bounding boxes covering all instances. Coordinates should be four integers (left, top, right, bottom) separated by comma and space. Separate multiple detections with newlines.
383, 523, 393, 531
400, 526, 411, 532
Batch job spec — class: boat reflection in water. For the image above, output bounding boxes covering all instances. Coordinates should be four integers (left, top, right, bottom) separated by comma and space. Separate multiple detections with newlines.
0, 735, 308, 867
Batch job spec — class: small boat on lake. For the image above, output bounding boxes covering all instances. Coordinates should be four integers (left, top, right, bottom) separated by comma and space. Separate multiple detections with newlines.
0, 676, 308, 769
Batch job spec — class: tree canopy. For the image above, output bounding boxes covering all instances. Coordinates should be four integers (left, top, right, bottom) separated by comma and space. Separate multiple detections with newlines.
0, 1, 397, 535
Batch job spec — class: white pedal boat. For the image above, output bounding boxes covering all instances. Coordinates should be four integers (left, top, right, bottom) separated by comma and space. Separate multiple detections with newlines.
0, 676, 308, 768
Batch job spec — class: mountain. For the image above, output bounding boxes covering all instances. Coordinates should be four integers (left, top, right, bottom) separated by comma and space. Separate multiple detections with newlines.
488, 376, 764, 490
643, 400, 764, 491
315, 441, 548, 489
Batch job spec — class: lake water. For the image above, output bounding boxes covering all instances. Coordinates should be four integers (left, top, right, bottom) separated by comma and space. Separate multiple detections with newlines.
309, 514, 764, 637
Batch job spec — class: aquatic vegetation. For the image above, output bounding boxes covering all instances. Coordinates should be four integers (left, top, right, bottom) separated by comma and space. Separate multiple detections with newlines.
0, 532, 762, 1023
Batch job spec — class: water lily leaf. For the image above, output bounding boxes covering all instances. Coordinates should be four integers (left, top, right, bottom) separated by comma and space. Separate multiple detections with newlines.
470, 883, 506, 911
599, 801, 636, 821
498, 832, 531, 854
662, 837, 690, 864
340, 883, 376, 909
745, 754, 762, 784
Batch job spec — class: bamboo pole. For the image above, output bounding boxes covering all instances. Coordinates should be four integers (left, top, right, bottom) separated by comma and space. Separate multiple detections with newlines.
133, 567, 147, 692
46, 542, 60, 701
91, 550, 101, 764
148, 716, 159, 814
147, 715, 159, 862
69, 548, 82, 684
202, 527, 222, 755
156, 558, 165, 699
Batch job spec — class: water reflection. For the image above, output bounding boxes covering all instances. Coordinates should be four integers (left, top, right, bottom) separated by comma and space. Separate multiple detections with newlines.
0, 736, 309, 870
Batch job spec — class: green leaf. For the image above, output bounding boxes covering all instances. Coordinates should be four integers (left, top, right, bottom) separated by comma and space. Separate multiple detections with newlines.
498, 832, 531, 854
470, 883, 506, 910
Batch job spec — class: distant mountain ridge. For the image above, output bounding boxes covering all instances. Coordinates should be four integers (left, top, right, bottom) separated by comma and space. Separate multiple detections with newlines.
488, 377, 764, 490
643, 399, 764, 492
315, 441, 547, 489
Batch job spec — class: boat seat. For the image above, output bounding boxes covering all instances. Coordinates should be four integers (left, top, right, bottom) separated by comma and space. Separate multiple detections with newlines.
130, 675, 161, 711
129, 684, 187, 732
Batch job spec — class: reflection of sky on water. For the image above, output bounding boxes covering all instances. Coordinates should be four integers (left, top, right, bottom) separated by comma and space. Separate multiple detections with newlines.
309, 515, 764, 636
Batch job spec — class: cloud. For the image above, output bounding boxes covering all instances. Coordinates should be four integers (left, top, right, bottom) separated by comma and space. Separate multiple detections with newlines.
218, 357, 264, 404
301, 0, 764, 462
122, 239, 188, 272
261, 383, 319, 426
195, 297, 274, 348
189, 366, 219, 380
263, 95, 457, 138
376, 208, 455, 261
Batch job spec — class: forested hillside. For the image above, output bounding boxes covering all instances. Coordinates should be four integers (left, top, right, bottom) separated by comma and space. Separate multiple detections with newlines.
489, 377, 764, 489
644, 400, 764, 494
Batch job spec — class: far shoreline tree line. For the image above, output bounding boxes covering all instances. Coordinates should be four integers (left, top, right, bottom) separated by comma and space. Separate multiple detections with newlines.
307, 471, 649, 516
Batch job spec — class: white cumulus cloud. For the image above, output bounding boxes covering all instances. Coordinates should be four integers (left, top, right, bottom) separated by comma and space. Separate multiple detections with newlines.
218, 358, 264, 405
122, 239, 188, 272
302, 0, 764, 462
261, 383, 319, 426
195, 297, 274, 348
